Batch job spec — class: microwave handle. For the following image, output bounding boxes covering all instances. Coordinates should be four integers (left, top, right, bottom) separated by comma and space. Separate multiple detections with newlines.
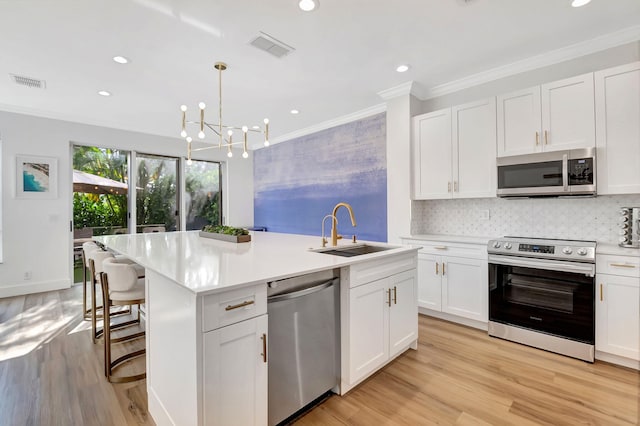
562, 154, 568, 192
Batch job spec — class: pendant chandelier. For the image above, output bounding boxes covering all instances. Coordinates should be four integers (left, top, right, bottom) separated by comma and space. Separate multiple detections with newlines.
180, 61, 270, 163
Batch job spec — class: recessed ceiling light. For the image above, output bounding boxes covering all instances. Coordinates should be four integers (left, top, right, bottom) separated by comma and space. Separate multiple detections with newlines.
298, 0, 318, 12
98, 90, 111, 97
113, 56, 129, 64
252, 125, 260, 129
571, 0, 591, 7
290, 109, 299, 114
396, 64, 410, 73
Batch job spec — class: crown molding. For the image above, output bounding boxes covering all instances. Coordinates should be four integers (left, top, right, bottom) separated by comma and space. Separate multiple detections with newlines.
377, 81, 426, 100
423, 24, 640, 100
268, 103, 386, 145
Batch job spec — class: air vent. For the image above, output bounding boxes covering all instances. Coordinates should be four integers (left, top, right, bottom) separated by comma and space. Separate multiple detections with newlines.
249, 32, 295, 58
10, 74, 46, 89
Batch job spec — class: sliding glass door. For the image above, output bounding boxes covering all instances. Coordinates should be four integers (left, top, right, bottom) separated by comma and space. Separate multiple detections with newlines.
136, 153, 179, 233
185, 160, 222, 230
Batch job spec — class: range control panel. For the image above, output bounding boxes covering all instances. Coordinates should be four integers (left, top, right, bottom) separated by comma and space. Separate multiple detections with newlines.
488, 237, 596, 262
518, 244, 555, 254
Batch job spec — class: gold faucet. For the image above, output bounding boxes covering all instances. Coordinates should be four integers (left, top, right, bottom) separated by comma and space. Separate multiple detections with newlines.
331, 202, 357, 246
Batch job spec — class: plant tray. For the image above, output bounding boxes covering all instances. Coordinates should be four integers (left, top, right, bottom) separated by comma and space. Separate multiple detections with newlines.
199, 231, 251, 243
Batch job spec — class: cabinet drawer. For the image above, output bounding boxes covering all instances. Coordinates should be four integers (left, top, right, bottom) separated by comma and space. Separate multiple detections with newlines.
202, 284, 267, 332
349, 253, 417, 289
405, 240, 487, 260
597, 255, 640, 278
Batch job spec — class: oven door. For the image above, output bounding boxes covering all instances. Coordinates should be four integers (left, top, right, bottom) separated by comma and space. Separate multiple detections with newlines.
489, 255, 595, 344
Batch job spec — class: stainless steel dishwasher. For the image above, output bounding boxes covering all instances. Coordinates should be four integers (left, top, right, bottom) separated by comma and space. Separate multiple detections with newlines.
267, 269, 340, 426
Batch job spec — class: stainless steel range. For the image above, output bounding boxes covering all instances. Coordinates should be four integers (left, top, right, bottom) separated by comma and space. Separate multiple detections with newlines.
487, 237, 596, 362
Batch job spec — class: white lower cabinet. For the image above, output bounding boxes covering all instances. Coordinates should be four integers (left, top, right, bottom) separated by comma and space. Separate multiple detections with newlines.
595, 254, 640, 365
203, 314, 268, 426
342, 255, 418, 392
409, 239, 488, 327
417, 252, 487, 323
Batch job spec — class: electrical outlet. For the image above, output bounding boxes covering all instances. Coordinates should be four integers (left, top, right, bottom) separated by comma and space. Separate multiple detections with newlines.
24, 271, 32, 280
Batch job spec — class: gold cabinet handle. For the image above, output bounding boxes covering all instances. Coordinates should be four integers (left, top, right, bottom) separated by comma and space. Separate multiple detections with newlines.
453, 181, 458, 192
544, 130, 548, 145
261, 333, 267, 363
535, 131, 539, 146
393, 286, 397, 304
434, 246, 447, 250
435, 262, 439, 275
599, 284, 603, 302
386, 289, 391, 307
225, 300, 255, 311
610, 263, 637, 268
447, 182, 451, 192
442, 263, 446, 276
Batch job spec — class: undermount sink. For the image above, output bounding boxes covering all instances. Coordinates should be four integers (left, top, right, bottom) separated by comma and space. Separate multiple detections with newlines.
312, 244, 395, 257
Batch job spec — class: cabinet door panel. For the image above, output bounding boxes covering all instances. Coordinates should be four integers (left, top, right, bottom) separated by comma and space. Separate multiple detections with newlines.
349, 278, 390, 384
595, 63, 640, 194
596, 275, 640, 361
497, 87, 541, 156
413, 109, 452, 199
204, 315, 268, 426
417, 254, 442, 311
389, 269, 418, 358
541, 73, 595, 151
453, 98, 497, 198
442, 256, 487, 322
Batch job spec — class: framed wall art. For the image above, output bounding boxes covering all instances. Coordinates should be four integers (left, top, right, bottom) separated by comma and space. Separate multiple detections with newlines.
16, 155, 58, 199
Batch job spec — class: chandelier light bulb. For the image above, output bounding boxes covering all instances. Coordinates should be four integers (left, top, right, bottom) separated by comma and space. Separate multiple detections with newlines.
263, 118, 269, 124
227, 130, 233, 136
186, 136, 193, 143
242, 126, 248, 133
180, 130, 187, 138
180, 105, 187, 112
227, 151, 233, 158
198, 131, 205, 139
264, 140, 270, 147
242, 151, 249, 159
186, 159, 193, 166
198, 102, 206, 109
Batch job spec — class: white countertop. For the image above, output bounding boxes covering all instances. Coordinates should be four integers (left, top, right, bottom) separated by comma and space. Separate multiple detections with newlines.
596, 243, 640, 257
95, 231, 419, 295
401, 234, 496, 245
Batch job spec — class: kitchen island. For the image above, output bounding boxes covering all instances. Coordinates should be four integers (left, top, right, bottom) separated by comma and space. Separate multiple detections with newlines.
96, 230, 419, 426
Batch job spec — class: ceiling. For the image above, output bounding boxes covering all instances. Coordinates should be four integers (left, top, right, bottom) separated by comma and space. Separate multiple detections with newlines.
1, 0, 639, 149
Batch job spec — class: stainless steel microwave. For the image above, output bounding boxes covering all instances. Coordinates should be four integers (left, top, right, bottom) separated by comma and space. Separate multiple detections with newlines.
496, 148, 596, 197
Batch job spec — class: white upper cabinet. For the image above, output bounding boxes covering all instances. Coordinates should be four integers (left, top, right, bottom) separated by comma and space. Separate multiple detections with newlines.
497, 73, 595, 156
413, 109, 452, 199
452, 98, 497, 198
413, 98, 496, 200
595, 62, 640, 195
497, 87, 542, 156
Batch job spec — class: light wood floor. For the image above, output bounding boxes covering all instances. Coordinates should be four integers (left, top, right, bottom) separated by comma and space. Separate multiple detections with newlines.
1, 286, 639, 425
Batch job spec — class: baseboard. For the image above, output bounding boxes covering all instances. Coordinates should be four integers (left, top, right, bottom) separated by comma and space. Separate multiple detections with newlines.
595, 351, 640, 370
148, 385, 176, 426
419, 308, 488, 331
0, 279, 70, 298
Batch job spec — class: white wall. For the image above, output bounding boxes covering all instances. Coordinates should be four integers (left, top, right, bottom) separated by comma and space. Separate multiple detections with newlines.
0, 111, 253, 297
421, 41, 640, 113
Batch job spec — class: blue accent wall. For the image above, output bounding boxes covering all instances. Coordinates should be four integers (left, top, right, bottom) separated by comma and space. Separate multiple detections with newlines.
253, 113, 387, 242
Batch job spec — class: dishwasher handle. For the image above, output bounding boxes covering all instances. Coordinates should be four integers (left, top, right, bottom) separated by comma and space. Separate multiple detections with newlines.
267, 278, 337, 303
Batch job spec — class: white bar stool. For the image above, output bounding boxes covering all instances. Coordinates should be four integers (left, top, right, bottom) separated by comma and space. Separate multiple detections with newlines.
101, 257, 146, 383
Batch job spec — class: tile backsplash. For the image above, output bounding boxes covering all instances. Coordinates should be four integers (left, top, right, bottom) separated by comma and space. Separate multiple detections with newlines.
411, 195, 640, 244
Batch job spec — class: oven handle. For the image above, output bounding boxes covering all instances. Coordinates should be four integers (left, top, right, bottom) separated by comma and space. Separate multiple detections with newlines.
488, 254, 595, 277
562, 153, 569, 192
